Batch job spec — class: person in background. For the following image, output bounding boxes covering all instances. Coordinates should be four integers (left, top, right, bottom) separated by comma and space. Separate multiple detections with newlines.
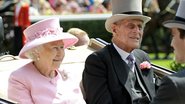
102, 0, 111, 13
150, 0, 185, 104
38, 0, 56, 15
8, 18, 86, 104
67, 0, 82, 14
67, 28, 90, 47
53, 0, 70, 15
82, 0, 159, 103
88, 0, 107, 13
14, 0, 30, 55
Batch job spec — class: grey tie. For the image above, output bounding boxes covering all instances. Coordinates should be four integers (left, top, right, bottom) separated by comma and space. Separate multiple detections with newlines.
127, 54, 151, 102
127, 54, 135, 72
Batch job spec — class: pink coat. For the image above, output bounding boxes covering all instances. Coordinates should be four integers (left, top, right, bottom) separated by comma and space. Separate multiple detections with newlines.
8, 62, 86, 104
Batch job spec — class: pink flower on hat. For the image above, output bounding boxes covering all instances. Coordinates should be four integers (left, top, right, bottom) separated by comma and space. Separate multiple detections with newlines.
27, 28, 62, 43
140, 61, 151, 70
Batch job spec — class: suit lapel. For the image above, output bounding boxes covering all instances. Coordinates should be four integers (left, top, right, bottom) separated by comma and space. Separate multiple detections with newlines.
135, 58, 154, 99
108, 45, 154, 99
108, 44, 133, 96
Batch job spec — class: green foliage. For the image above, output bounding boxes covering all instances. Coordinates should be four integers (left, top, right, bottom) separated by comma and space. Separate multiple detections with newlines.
149, 52, 174, 69
151, 59, 185, 72
170, 61, 185, 72
151, 59, 173, 69
60, 20, 112, 42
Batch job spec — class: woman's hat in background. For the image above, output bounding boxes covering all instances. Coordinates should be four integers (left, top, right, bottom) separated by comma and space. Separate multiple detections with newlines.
19, 18, 78, 58
163, 0, 185, 30
105, 0, 151, 33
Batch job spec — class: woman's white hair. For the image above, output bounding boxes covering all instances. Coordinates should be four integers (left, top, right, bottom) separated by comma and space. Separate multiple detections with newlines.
24, 45, 42, 61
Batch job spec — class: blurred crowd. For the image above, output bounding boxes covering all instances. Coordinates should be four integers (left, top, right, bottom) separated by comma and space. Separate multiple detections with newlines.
0, 0, 112, 55
0, 0, 111, 16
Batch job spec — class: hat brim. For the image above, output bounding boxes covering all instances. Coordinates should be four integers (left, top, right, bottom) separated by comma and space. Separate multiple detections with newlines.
19, 33, 78, 58
105, 14, 151, 33
163, 20, 185, 30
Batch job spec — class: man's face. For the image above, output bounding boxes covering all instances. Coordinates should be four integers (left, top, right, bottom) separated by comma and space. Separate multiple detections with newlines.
111, 19, 144, 52
171, 28, 185, 63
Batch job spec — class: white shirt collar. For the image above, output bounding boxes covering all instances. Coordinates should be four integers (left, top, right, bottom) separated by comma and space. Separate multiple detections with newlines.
113, 43, 130, 62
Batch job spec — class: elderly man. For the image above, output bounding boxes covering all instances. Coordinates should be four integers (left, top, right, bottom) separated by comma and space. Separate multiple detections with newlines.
151, 0, 185, 104
82, 0, 158, 104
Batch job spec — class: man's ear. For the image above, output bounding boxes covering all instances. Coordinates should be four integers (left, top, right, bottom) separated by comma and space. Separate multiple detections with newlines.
111, 24, 117, 34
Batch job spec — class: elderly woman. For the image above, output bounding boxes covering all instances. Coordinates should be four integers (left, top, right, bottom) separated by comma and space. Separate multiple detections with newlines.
8, 18, 86, 104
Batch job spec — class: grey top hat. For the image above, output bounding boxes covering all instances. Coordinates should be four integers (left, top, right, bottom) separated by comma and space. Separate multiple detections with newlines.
105, 0, 151, 33
163, 0, 185, 30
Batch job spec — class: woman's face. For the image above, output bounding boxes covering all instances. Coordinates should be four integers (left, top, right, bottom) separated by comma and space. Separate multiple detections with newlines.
37, 40, 65, 70
171, 28, 185, 63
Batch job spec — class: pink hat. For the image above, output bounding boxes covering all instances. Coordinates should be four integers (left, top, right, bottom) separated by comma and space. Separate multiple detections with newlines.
19, 18, 78, 58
